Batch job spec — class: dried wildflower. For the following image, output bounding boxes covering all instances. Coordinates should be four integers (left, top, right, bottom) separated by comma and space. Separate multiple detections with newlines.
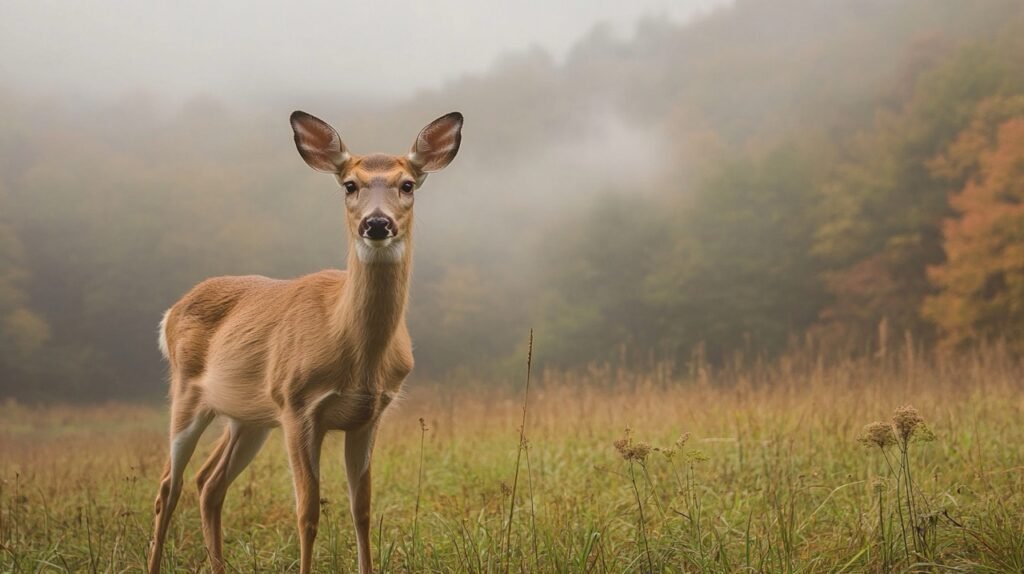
871, 477, 887, 493
655, 446, 677, 460
685, 448, 708, 463
613, 428, 650, 462
892, 405, 925, 442
613, 438, 631, 458
631, 442, 651, 462
675, 432, 691, 449
911, 422, 936, 444
859, 422, 897, 449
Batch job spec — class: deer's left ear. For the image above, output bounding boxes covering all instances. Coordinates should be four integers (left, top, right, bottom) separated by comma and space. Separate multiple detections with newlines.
408, 112, 463, 173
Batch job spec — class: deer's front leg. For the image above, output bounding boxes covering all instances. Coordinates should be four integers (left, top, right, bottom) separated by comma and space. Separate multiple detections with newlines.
345, 422, 378, 574
283, 415, 325, 574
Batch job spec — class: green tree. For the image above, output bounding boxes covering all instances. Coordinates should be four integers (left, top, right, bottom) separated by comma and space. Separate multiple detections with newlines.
0, 185, 51, 396
533, 193, 670, 368
648, 145, 828, 361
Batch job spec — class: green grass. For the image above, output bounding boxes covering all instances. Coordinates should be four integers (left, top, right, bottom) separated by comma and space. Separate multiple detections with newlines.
2, 346, 1023, 572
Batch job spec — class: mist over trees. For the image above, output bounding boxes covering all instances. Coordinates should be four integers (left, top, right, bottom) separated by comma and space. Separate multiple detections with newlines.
3, 0, 1024, 401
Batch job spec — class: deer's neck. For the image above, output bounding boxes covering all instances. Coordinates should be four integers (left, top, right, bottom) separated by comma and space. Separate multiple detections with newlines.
336, 235, 412, 356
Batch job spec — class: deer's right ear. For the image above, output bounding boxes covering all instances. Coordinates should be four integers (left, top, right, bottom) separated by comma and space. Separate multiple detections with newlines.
290, 111, 351, 173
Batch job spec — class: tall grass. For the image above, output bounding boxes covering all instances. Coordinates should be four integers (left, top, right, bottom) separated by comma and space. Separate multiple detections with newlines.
1, 342, 1023, 572
502, 329, 533, 574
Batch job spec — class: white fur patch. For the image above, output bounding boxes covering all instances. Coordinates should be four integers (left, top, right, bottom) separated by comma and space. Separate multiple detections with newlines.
169, 412, 212, 481
307, 389, 340, 416
157, 309, 171, 359
306, 390, 340, 479
224, 418, 271, 484
346, 425, 376, 481
355, 238, 405, 264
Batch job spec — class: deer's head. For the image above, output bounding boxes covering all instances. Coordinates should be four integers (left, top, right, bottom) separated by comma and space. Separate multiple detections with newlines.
290, 111, 463, 263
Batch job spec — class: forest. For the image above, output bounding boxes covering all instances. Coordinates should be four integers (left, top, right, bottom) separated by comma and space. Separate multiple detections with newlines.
3, 0, 1024, 401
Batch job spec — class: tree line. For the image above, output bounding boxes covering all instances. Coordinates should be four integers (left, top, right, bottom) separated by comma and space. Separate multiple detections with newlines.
2, 0, 1024, 400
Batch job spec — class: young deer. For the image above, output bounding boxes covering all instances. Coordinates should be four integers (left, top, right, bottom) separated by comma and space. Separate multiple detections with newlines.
147, 111, 464, 574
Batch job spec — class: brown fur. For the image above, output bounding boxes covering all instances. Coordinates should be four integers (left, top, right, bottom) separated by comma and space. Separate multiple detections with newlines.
147, 111, 463, 574
163, 264, 413, 429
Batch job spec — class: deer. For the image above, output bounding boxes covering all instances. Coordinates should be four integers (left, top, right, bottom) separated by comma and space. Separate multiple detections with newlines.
146, 110, 464, 574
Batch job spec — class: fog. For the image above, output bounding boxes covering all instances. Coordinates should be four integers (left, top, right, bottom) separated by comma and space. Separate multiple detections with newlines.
3, 0, 1024, 401
1, 0, 725, 102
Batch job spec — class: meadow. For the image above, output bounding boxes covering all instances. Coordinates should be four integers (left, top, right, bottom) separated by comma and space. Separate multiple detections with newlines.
2, 343, 1023, 573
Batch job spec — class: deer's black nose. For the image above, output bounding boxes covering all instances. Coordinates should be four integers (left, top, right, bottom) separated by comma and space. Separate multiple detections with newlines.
362, 216, 394, 240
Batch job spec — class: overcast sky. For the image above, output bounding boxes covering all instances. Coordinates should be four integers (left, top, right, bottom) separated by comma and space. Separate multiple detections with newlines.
1, 0, 728, 103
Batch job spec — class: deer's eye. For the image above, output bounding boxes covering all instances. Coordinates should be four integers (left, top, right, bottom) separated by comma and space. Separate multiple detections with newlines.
400, 181, 415, 193
343, 181, 358, 194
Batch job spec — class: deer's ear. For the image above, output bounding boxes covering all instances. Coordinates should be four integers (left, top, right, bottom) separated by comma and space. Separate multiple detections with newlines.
408, 112, 463, 173
290, 111, 351, 173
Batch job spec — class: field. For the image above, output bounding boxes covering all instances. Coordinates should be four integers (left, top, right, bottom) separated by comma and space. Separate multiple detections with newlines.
2, 346, 1024, 573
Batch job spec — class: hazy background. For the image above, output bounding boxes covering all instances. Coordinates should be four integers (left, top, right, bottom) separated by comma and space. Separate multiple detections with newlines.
3, 0, 1024, 401
1, 0, 724, 100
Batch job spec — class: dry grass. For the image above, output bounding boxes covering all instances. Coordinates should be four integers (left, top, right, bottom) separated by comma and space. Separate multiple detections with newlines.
2, 343, 1024, 572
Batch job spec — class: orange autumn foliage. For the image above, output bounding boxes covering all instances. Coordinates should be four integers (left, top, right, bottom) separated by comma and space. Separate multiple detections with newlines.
925, 114, 1024, 349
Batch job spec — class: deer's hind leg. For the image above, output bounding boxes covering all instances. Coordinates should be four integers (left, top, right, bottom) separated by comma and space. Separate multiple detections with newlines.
196, 420, 270, 573
148, 386, 213, 574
